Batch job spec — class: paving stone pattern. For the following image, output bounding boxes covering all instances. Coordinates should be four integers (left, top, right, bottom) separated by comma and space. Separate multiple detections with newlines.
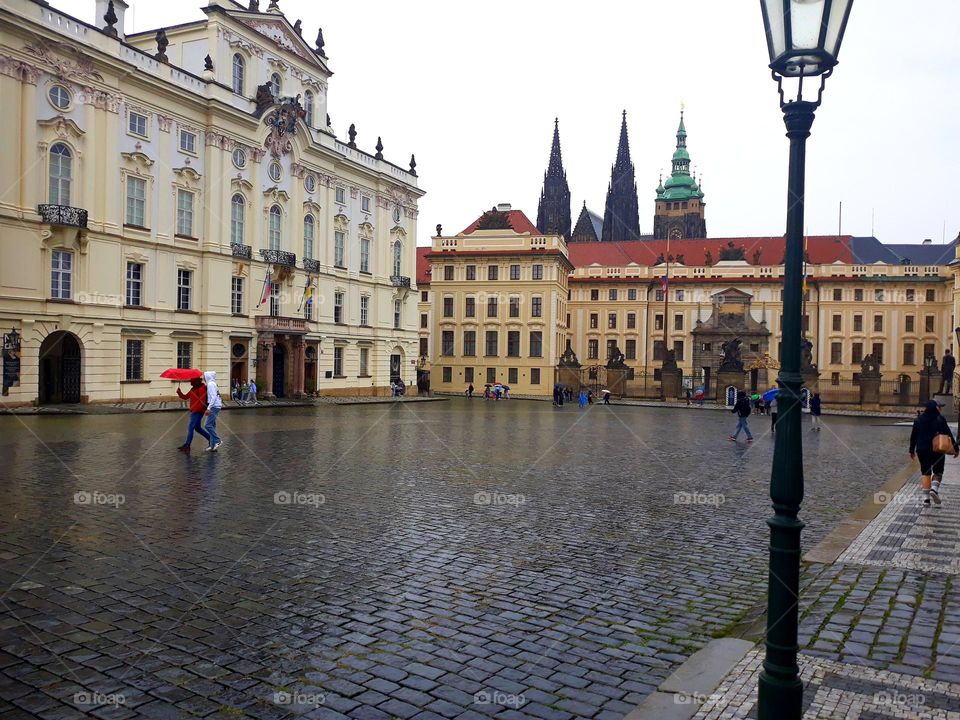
0, 401, 906, 718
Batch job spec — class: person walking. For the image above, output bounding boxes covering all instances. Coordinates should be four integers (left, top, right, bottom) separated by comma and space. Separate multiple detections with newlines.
685, 389, 692, 406
603, 389, 611, 405
810, 392, 823, 431
909, 400, 959, 506
940, 349, 956, 395
175, 377, 210, 452
248, 379, 258, 404
769, 394, 778, 434
203, 370, 223, 451
467, 383, 474, 398
578, 388, 587, 409
729, 390, 754, 442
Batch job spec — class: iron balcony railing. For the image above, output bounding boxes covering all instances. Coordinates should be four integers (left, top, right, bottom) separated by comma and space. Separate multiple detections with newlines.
231, 243, 252, 259
303, 258, 321, 274
391, 275, 411, 288
38, 204, 88, 228
260, 249, 296, 267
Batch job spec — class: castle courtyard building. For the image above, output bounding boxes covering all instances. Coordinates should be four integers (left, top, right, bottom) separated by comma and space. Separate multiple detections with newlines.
0, 0, 422, 405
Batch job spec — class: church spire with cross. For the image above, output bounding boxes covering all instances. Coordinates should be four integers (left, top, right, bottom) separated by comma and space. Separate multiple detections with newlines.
653, 106, 707, 240
535, 118, 571, 238
601, 110, 641, 242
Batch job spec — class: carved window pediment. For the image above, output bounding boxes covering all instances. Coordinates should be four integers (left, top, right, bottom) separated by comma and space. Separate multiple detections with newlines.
38, 116, 85, 141
303, 200, 321, 214
263, 187, 290, 204
333, 213, 349, 231
172, 166, 202, 187
121, 151, 154, 172
358, 221, 374, 238
231, 176, 254, 192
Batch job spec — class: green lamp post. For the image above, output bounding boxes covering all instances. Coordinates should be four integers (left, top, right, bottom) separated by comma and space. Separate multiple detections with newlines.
757, 2, 854, 718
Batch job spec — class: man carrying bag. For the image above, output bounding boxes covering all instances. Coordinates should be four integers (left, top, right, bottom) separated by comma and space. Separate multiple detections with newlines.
909, 400, 959, 506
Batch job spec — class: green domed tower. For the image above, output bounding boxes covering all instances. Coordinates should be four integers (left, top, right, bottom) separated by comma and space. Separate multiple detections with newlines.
653, 110, 707, 240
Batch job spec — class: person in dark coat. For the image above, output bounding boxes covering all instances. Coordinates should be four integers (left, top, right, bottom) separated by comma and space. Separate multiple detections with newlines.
729, 391, 754, 442
940, 349, 956, 395
910, 400, 959, 506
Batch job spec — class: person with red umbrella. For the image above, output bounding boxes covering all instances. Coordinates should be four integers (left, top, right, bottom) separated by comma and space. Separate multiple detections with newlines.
161, 368, 209, 452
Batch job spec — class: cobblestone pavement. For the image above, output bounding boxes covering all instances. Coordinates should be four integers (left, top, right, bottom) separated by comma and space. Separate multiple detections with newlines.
0, 400, 907, 718
691, 453, 960, 717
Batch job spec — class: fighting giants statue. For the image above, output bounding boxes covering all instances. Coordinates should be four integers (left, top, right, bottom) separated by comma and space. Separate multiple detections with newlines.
719, 337, 744, 372
606, 345, 628, 369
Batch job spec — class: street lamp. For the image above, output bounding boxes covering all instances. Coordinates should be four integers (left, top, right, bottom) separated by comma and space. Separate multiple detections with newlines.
757, 2, 853, 719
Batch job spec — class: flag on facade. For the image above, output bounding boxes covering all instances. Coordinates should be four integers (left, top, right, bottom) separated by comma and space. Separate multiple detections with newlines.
257, 272, 272, 308
661, 275, 669, 292
299, 280, 313, 311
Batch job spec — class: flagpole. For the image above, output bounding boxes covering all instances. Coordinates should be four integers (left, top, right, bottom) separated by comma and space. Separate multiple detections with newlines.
663, 236, 670, 361
256, 271, 270, 309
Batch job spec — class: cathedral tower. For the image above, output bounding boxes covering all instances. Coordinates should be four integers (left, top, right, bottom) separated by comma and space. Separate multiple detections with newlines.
653, 110, 707, 240
601, 111, 641, 242
536, 119, 571, 238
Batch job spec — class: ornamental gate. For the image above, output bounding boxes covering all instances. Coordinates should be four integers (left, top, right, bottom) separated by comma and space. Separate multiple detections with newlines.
578, 365, 607, 396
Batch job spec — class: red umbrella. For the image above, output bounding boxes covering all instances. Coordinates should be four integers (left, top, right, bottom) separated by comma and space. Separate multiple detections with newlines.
160, 368, 202, 380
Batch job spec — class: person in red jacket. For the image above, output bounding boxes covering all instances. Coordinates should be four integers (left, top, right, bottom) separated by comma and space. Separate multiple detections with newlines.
176, 377, 210, 452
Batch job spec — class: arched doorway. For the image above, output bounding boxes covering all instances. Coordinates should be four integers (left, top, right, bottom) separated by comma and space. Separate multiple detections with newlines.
390, 347, 404, 385
273, 344, 286, 398
39, 331, 81, 404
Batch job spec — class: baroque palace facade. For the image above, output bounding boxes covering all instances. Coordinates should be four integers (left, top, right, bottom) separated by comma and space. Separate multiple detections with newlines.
0, 0, 422, 405
418, 206, 956, 397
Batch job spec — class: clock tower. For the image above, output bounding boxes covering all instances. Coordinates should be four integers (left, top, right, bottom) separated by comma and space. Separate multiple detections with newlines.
653, 110, 707, 240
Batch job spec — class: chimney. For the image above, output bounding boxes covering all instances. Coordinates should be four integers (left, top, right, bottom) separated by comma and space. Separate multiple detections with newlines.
96, 0, 129, 40
496, 203, 512, 212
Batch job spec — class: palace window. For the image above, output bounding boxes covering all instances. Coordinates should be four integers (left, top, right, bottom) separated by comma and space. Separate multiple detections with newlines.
674, 314, 684, 331
443, 297, 454, 318
49, 143, 72, 206
874, 289, 884, 302
421, 290, 428, 302
587, 339, 599, 359
487, 297, 498, 317
357, 236, 368, 272
359, 348, 368, 376
269, 72, 281, 98
463, 331, 476, 356
508, 368, 518, 385
627, 312, 636, 329
231, 54, 245, 94
125, 176, 146, 227
303, 214, 315, 260
362, 196, 371, 213
531, 297, 542, 317
833, 288, 842, 301
466, 265, 476, 280
128, 112, 147, 137
676, 289, 684, 301
334, 231, 345, 267
465, 297, 475, 317
906, 288, 916, 302
394, 300, 402, 329
486, 367, 497, 384
444, 265, 454, 280
360, 295, 370, 326
333, 346, 343, 376
441, 331, 454, 356
303, 90, 314, 126
830, 342, 842, 364
655, 289, 664, 302
485, 331, 498, 356
125, 262, 143, 306
507, 331, 520, 357
924, 342, 936, 359
442, 367, 452, 383
176, 190, 195, 237
628, 288, 637, 300
852, 342, 863, 364
179, 130, 197, 155
268, 205, 282, 250
509, 296, 520, 318
529, 331, 542, 358
903, 342, 915, 365
925, 315, 935, 333
673, 341, 684, 361
510, 264, 520, 281
125, 339, 143, 381
609, 289, 618, 301
532, 264, 543, 280
926, 289, 936, 302
51, 249, 72, 300
832, 314, 841, 332
854, 288, 864, 301
589, 313, 598, 329
393, 241, 402, 276
335, 187, 346, 204
230, 194, 245, 244
48, 84, 70, 110
488, 265, 498, 280
873, 314, 883, 332
654, 314, 664, 331
420, 313, 428, 329
231, 277, 243, 315
872, 342, 884, 364
531, 368, 541, 385
653, 340, 665, 361
176, 269, 192, 310
177, 341, 192, 370
625, 339, 636, 359
419, 337, 428, 357
590, 289, 599, 301
608, 313, 617, 329
269, 282, 281, 317
334, 291, 344, 323
853, 314, 863, 332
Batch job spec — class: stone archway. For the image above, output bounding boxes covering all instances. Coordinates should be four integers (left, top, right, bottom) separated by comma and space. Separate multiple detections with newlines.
39, 331, 82, 404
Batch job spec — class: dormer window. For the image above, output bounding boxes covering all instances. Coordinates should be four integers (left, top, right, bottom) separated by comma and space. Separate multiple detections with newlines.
231, 54, 245, 95
269, 73, 281, 98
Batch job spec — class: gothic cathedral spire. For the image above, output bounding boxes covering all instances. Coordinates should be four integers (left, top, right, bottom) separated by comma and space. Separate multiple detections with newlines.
601, 111, 641, 242
536, 118, 571, 239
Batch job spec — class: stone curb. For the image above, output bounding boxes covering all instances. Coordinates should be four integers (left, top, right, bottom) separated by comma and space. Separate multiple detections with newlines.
624, 638, 755, 719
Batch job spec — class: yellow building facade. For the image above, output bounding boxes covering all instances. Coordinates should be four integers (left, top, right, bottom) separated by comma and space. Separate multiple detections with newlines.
423, 207, 571, 395
0, 0, 422, 405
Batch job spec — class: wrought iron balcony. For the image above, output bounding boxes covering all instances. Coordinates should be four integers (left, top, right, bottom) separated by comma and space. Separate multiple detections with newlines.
260, 249, 296, 267
231, 243, 252, 259
391, 275, 411, 288
38, 204, 88, 228
303, 258, 321, 274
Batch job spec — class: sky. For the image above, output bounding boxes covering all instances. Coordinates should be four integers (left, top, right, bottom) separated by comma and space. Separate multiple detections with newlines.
68, 0, 960, 248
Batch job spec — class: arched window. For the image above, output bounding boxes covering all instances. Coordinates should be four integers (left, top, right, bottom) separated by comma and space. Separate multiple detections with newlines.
49, 142, 72, 206
230, 194, 245, 244
303, 214, 315, 259
269, 205, 282, 250
303, 90, 314, 126
393, 240, 402, 277
269, 72, 281, 98
231, 54, 245, 94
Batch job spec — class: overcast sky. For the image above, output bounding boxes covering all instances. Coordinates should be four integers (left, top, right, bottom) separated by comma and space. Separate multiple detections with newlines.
70, 0, 960, 248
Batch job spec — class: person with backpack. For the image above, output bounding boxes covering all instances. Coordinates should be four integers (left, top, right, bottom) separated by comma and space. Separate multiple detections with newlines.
910, 400, 959, 506
729, 390, 754, 442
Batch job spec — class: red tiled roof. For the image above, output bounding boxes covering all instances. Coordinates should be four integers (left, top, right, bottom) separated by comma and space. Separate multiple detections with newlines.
460, 209, 541, 236
566, 236, 855, 268
416, 246, 431, 286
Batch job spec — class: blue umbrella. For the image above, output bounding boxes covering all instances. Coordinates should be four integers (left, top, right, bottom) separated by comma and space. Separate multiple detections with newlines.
762, 388, 779, 403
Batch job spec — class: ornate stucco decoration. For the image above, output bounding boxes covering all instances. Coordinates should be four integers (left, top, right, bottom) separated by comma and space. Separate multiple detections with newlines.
333, 213, 349, 232
303, 200, 321, 215
230, 176, 253, 192
120, 151, 154, 173
262, 188, 290, 204
220, 28, 265, 58
78, 87, 120, 113
172, 166, 202, 189
358, 221, 374, 238
23, 40, 102, 82
240, 19, 315, 63
156, 114, 173, 132
263, 98, 303, 158
38, 116, 85, 142
0, 55, 42, 84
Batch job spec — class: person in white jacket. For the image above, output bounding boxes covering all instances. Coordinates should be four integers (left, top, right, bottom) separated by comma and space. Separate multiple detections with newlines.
203, 370, 223, 451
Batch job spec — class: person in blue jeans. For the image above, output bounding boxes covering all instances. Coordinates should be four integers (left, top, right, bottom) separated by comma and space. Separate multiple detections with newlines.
203, 370, 223, 451
729, 390, 754, 442
176, 377, 210, 452
810, 392, 823, 431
